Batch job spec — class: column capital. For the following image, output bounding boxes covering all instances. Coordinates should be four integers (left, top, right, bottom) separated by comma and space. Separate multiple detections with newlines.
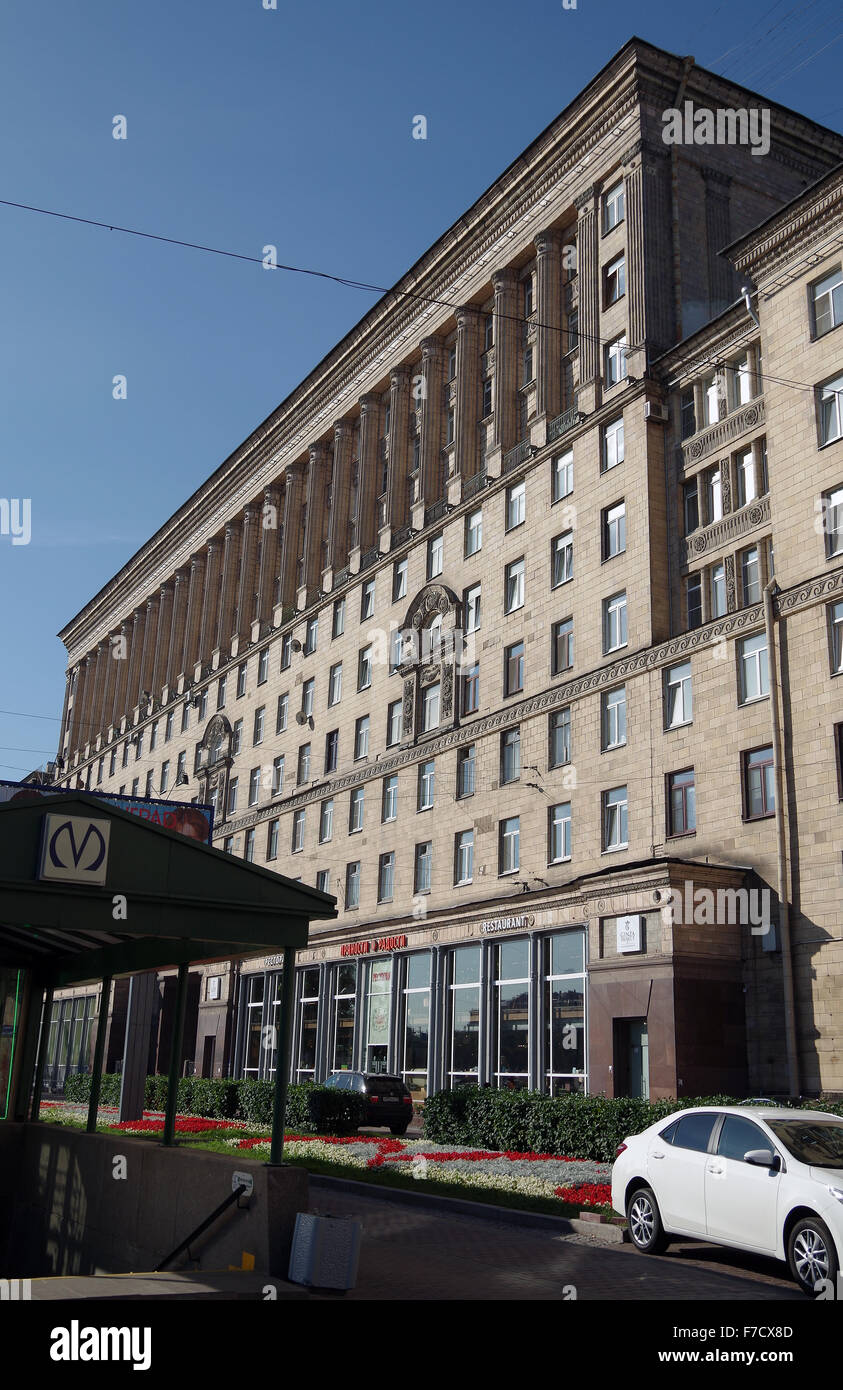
574, 184, 598, 212
492, 267, 518, 290
333, 418, 354, 440
308, 440, 329, 463
242, 505, 258, 525
534, 227, 564, 256
389, 366, 410, 388
455, 304, 483, 328
420, 335, 444, 360
360, 391, 381, 414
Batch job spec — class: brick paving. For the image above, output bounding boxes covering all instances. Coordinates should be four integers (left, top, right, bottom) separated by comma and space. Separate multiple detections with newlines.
307, 1187, 801, 1302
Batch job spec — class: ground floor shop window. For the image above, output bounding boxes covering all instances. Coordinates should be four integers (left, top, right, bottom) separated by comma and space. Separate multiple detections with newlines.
295, 967, 320, 1082
364, 957, 392, 1073
43, 994, 97, 1094
447, 944, 481, 1085
400, 952, 431, 1101
492, 937, 530, 1089
332, 963, 357, 1071
544, 929, 587, 1093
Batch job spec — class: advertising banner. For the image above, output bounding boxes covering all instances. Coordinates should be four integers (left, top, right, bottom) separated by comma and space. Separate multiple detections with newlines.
0, 780, 214, 845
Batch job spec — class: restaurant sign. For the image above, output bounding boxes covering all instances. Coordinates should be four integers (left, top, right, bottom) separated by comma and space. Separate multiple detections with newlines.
341, 934, 407, 958
479, 914, 534, 935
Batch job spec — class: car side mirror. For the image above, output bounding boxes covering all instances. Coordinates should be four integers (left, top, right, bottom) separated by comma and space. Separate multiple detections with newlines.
745, 1148, 777, 1168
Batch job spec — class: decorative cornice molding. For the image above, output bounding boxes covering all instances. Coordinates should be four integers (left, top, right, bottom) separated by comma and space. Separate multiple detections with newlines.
685, 495, 770, 561
682, 398, 765, 466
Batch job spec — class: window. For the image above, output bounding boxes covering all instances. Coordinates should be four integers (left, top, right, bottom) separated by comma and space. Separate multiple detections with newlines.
180, 702, 189, 733
484, 314, 494, 350
735, 448, 756, 507
522, 344, 534, 385
329, 662, 343, 706
316, 869, 329, 893
821, 485, 843, 557
603, 417, 624, 471
136, 729, 145, 759
382, 774, 398, 822
165, 711, 173, 742
703, 373, 720, 426
605, 334, 627, 387
361, 577, 375, 621
253, 706, 265, 745
455, 830, 474, 885
422, 683, 440, 731
743, 745, 775, 819
665, 661, 692, 728
603, 591, 627, 652
414, 841, 433, 893
705, 465, 723, 523
131, 777, 139, 797
217, 675, 227, 710
304, 615, 318, 656
144, 769, 153, 798
109, 748, 116, 776
281, 633, 292, 669
462, 663, 479, 714
465, 508, 482, 556
481, 377, 493, 419
499, 817, 520, 874
332, 597, 345, 639
457, 744, 476, 798
738, 633, 769, 703
680, 389, 696, 440
389, 626, 403, 672
232, 718, 243, 755
667, 769, 696, 836
122, 741, 130, 768
319, 798, 334, 843
605, 253, 625, 305
257, 648, 269, 685
378, 852, 395, 903
345, 861, 361, 909
358, 645, 373, 691
464, 583, 481, 633
272, 755, 284, 796
324, 729, 339, 773
354, 715, 370, 760
237, 662, 247, 698
160, 760, 170, 793
266, 819, 279, 861
244, 828, 255, 863
602, 501, 626, 560
418, 759, 435, 810
227, 776, 238, 815
710, 561, 727, 618
603, 179, 625, 232
297, 743, 311, 783
291, 808, 305, 852
601, 686, 626, 750
552, 449, 573, 502
446, 944, 481, 1085
500, 727, 520, 784
819, 373, 843, 445
812, 267, 843, 337
683, 479, 699, 535
248, 767, 261, 806
149, 722, 158, 752
741, 547, 761, 606
427, 534, 444, 579
687, 574, 703, 630
549, 707, 572, 767
176, 750, 186, 785
549, 803, 572, 863
505, 641, 524, 695
552, 531, 573, 586
446, 404, 456, 443
505, 557, 525, 613
386, 699, 402, 747
830, 600, 843, 673
276, 692, 288, 734
506, 481, 526, 531
393, 558, 408, 602
603, 785, 628, 850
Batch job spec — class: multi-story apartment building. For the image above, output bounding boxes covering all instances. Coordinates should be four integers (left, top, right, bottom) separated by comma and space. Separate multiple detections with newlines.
50, 40, 843, 1101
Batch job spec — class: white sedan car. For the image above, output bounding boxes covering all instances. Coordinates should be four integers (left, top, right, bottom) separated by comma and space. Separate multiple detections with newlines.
611, 1105, 843, 1293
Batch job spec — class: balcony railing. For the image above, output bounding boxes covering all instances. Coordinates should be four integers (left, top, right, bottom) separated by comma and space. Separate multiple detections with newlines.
463, 470, 487, 500
333, 566, 350, 590
424, 497, 449, 527
548, 400, 581, 443
360, 546, 380, 571
503, 439, 533, 474
391, 524, 413, 549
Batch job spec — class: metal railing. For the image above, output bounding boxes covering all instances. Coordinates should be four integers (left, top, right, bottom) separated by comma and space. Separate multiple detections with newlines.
503, 439, 532, 474
155, 1183, 250, 1272
424, 498, 449, 527
548, 401, 581, 443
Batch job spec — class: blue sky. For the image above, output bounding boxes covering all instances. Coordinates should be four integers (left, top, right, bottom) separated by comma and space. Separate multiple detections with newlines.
1, 0, 841, 778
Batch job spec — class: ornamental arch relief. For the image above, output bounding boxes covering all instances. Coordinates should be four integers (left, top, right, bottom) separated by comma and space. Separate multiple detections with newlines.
398, 583, 462, 741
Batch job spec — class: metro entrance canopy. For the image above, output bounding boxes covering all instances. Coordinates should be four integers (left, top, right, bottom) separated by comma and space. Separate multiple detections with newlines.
0, 793, 336, 1157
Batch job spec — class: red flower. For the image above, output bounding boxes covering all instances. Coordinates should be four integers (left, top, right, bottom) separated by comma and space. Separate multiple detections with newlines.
553, 1183, 612, 1207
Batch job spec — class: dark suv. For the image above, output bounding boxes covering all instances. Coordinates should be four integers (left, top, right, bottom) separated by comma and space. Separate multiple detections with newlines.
324, 1071, 413, 1134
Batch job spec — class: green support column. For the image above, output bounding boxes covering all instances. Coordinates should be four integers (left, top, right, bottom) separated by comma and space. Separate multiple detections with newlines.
269, 946, 297, 1166
162, 963, 190, 1147
86, 976, 112, 1133
29, 983, 54, 1121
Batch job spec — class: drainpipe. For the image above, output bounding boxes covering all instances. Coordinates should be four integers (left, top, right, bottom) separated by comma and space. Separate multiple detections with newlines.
670, 57, 695, 343
763, 578, 799, 1097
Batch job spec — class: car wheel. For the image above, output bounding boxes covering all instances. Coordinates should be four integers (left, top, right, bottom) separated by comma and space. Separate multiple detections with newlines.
626, 1185, 670, 1255
390, 1122, 410, 1136
788, 1215, 838, 1295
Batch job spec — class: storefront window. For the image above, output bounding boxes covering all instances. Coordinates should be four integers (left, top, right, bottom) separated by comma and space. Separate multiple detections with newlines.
333, 963, 357, 1071
295, 967, 320, 1082
448, 945, 481, 1085
493, 938, 530, 1089
364, 958, 392, 1074
401, 952, 431, 1102
244, 974, 266, 1077
544, 929, 587, 1094
42, 993, 98, 1094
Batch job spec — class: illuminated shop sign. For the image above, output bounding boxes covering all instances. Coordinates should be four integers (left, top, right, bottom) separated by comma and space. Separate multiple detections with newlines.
341, 934, 408, 958
479, 914, 534, 935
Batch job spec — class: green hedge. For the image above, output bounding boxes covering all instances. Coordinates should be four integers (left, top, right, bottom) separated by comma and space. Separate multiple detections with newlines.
60, 1072, 365, 1133
421, 1088, 843, 1163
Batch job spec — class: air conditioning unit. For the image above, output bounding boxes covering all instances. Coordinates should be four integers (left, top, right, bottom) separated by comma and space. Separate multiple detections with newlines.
644, 400, 669, 423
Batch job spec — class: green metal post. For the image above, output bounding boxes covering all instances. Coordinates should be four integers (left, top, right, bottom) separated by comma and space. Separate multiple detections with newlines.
269, 946, 297, 1166
86, 976, 112, 1133
29, 983, 54, 1121
162, 963, 189, 1147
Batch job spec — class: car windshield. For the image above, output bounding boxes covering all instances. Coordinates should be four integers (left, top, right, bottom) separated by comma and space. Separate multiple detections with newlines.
767, 1119, 843, 1168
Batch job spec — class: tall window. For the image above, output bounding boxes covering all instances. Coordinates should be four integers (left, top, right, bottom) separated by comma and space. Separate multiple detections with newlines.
422, 682, 441, 731
505, 642, 524, 695
819, 374, 843, 445
741, 546, 761, 605
257, 648, 269, 684
602, 179, 625, 232
217, 675, 227, 710
232, 718, 243, 755
464, 583, 481, 633
506, 481, 526, 531
549, 707, 572, 767
324, 729, 338, 773
401, 952, 432, 1101
492, 938, 529, 1090
667, 769, 696, 836
735, 448, 756, 507
552, 449, 573, 502
604, 253, 625, 305
465, 508, 482, 556
812, 267, 843, 337
387, 699, 402, 747
332, 597, 345, 639
272, 755, 284, 795
710, 561, 727, 618
462, 663, 479, 714
329, 662, 343, 706
552, 531, 573, 587
602, 501, 626, 559
447, 945, 481, 1086
319, 798, 334, 843
602, 786, 628, 851
281, 633, 292, 669
680, 389, 696, 439
297, 743, 311, 783
687, 574, 703, 630
505, 557, 525, 612
266, 819, 279, 860
349, 786, 365, 832
549, 802, 572, 863
457, 744, 476, 798
295, 968, 320, 1082
743, 746, 775, 819
664, 661, 692, 728
382, 774, 398, 822
361, 577, 375, 621
605, 334, 627, 387
378, 852, 395, 903
276, 692, 288, 733
393, 557, 408, 602
160, 759, 170, 793
603, 591, 627, 652
354, 715, 370, 760
358, 645, 373, 690
248, 767, 261, 806
332, 964, 357, 1068
545, 930, 587, 1094
552, 618, 573, 675
253, 706, 265, 745
237, 662, 247, 698
830, 600, 843, 673
414, 841, 432, 893
601, 686, 626, 749
499, 816, 520, 874
291, 808, 305, 852
304, 616, 318, 656
705, 465, 723, 523
427, 534, 444, 579
683, 479, 699, 535
454, 830, 474, 885
738, 633, 769, 703
500, 727, 521, 784
244, 827, 255, 862
603, 417, 624, 470
821, 485, 843, 557
345, 861, 361, 909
